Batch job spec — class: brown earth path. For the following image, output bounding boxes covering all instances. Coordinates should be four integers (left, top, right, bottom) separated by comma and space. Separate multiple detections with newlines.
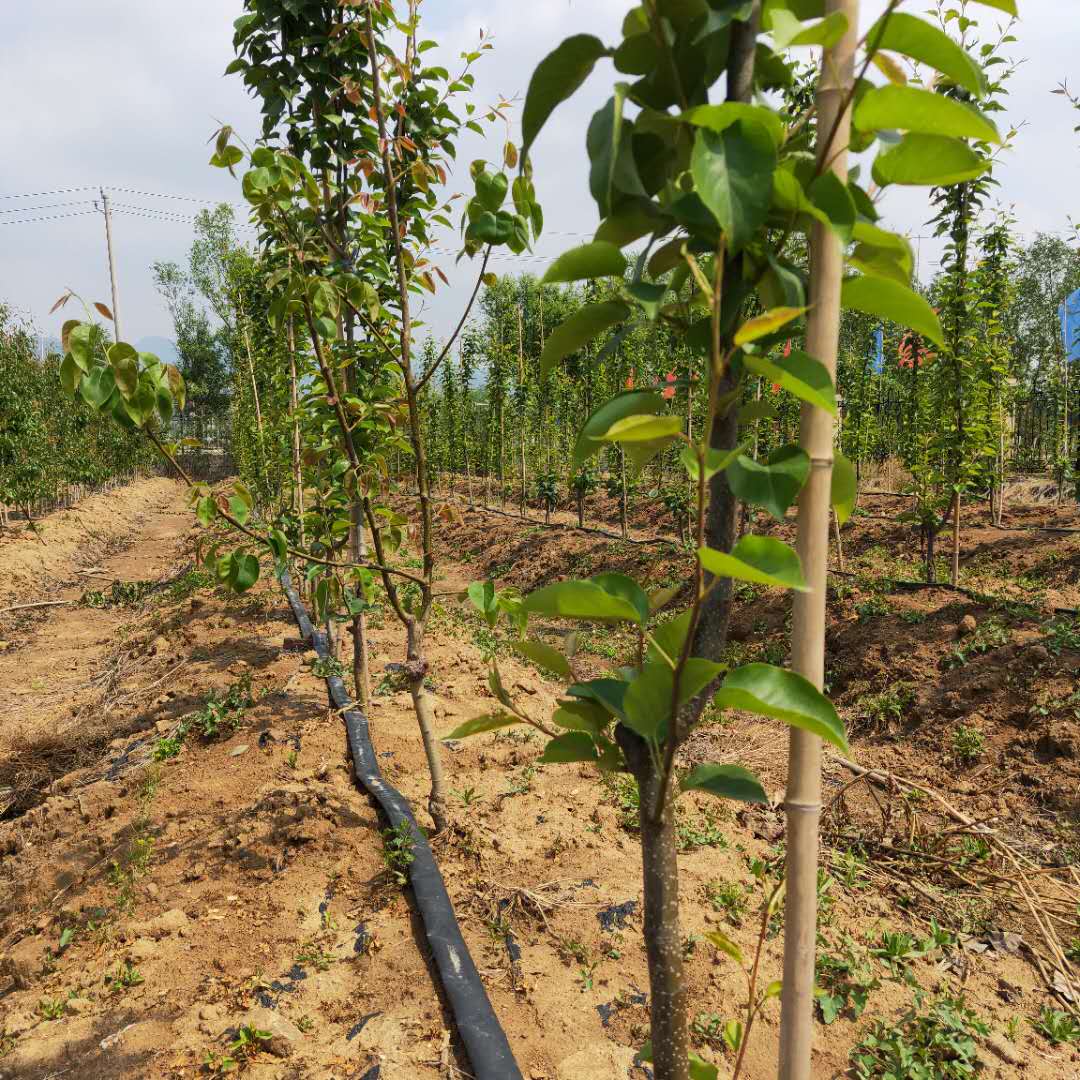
0, 479, 1075, 1078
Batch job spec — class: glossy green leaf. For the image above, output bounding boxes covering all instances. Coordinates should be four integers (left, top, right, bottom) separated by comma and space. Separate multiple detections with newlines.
590, 572, 650, 624
841, 275, 944, 347
705, 930, 744, 966
808, 171, 856, 244
540, 731, 599, 764
540, 301, 630, 375
647, 609, 691, 666
574, 391, 663, 469
79, 365, 116, 410
543, 242, 627, 284
770, 8, 848, 48
680, 102, 785, 149
688, 1054, 720, 1080
521, 579, 644, 623
734, 307, 806, 346
512, 638, 573, 679
59, 352, 81, 394
229, 552, 260, 594
522, 35, 611, 157
699, 535, 808, 592
872, 133, 986, 187
623, 659, 723, 739
600, 413, 684, 444
680, 443, 746, 483
691, 120, 776, 252
831, 450, 857, 526
714, 663, 849, 753
970, 0, 1016, 13
444, 712, 523, 740
854, 85, 999, 143
680, 763, 768, 803
866, 13, 985, 98
743, 350, 837, 415
68, 323, 95, 372
727, 445, 810, 520
553, 698, 610, 734
566, 678, 628, 720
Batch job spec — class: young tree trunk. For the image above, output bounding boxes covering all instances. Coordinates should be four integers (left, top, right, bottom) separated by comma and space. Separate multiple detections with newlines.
619, 447, 629, 539
779, 6, 857, 1080
406, 620, 447, 833
577, 491, 584, 529
950, 489, 961, 586
620, 733, 688, 1080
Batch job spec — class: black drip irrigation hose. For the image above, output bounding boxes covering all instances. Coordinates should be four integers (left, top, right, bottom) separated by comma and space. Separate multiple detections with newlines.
277, 570, 523, 1080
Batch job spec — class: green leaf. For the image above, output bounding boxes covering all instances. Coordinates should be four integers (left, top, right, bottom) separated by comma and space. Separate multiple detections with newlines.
600, 414, 685, 443
110, 350, 139, 401
831, 451, 857, 526
540, 301, 630, 375
574, 391, 663, 469
691, 120, 776, 252
840, 276, 943, 347
60, 352, 81, 395
229, 552, 260, 594
590, 572, 650, 624
688, 1055, 720, 1080
523, 35, 611, 156
647, 609, 691, 666
196, 497, 216, 528
871, 133, 986, 187
588, 84, 645, 218
866, 13, 985, 98
444, 712, 523, 740
567, 678, 628, 720
512, 638, 573, 679
623, 659, 723, 739
699, 535, 808, 592
850, 222, 914, 286
770, 8, 848, 48
79, 365, 116, 410
68, 323, 95, 372
543, 242, 627, 284
475, 171, 508, 212
734, 307, 806, 346
854, 85, 999, 143
553, 698, 610, 735
680, 443, 746, 483
727, 445, 810, 520
705, 930, 744, 965
680, 763, 768, 803
808, 171, 856, 244
521, 579, 644, 624
540, 731, 599, 764
969, 0, 1016, 13
680, 102, 785, 149
467, 580, 499, 626
743, 350, 837, 415
714, 663, 848, 753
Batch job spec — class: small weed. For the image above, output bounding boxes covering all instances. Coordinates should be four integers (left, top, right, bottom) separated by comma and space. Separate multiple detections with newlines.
677, 807, 729, 851
899, 609, 927, 625
312, 656, 347, 679
706, 880, 748, 925
855, 595, 890, 621
851, 996, 988, 1079
1033, 1006, 1080, 1044
856, 684, 915, 732
870, 930, 926, 975
951, 724, 985, 763
1005, 1015, 1021, 1042
294, 939, 335, 972
944, 619, 1010, 668
296, 1015, 315, 1034
503, 765, 537, 798
815, 939, 879, 1024
194, 674, 253, 740
105, 960, 144, 992
38, 998, 66, 1020
1043, 616, 1080, 656
452, 785, 481, 807
81, 580, 155, 608
285, 750, 298, 770
151, 733, 185, 761
381, 820, 415, 885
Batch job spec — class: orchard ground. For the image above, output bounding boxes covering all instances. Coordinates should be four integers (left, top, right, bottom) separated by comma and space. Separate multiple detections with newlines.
0, 476, 1076, 1077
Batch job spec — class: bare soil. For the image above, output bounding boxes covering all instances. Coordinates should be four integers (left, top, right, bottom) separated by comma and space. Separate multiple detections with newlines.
0, 479, 1076, 1078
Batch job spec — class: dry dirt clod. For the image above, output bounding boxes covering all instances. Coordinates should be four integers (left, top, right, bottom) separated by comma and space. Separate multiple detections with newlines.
1, 936, 44, 990
957, 614, 978, 637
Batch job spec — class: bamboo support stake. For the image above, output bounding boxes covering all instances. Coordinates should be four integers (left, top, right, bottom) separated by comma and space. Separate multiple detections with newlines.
778, 4, 857, 1079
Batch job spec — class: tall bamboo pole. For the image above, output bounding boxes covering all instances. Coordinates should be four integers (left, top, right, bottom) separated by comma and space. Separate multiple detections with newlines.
778, 3, 857, 1078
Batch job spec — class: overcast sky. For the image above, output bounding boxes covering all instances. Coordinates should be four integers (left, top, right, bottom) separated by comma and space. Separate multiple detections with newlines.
0, 1, 1073, 358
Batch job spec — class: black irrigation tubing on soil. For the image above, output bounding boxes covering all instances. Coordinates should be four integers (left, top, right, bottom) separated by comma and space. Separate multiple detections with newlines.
277, 569, 524, 1080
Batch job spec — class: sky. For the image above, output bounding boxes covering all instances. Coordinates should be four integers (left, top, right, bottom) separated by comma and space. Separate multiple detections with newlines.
0, 1, 1074, 358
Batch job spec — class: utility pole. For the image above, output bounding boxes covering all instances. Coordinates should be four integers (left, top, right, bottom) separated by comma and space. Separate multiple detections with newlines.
100, 188, 122, 342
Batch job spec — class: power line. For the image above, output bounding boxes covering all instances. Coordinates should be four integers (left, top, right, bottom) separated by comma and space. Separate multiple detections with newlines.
0, 209, 100, 227
0, 186, 96, 201
0, 200, 96, 216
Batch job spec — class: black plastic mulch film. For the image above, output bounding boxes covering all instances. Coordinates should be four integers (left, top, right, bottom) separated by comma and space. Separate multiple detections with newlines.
278, 571, 523, 1080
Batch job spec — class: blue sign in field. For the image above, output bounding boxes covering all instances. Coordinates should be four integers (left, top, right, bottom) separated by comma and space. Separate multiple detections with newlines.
1061, 288, 1080, 362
